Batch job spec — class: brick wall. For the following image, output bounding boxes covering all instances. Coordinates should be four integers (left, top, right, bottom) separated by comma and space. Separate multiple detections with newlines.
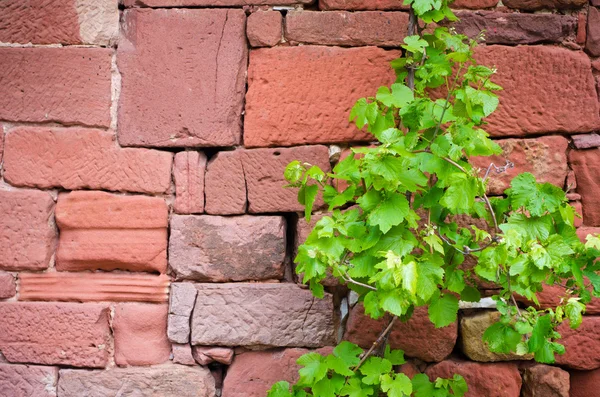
0, 0, 599, 396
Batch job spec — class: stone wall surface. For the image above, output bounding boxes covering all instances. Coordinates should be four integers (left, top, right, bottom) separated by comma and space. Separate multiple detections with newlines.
0, 0, 599, 396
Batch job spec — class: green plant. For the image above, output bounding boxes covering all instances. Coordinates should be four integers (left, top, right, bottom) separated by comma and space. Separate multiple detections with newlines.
268, 0, 600, 395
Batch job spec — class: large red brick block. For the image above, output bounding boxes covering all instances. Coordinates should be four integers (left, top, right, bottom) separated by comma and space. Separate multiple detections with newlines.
113, 303, 171, 366
0, 302, 110, 367
55, 191, 168, 273
169, 215, 286, 281
503, 0, 586, 9
190, 283, 335, 347
124, 0, 310, 5
0, 273, 16, 299
0, 364, 58, 397
4, 127, 172, 194
244, 46, 399, 147
247, 10, 282, 47
516, 283, 600, 315
241, 146, 331, 213
587, 7, 600, 57
286, 11, 408, 46
521, 364, 569, 397
556, 316, 600, 370
570, 368, 600, 397
0, 0, 118, 45
0, 48, 111, 127
118, 9, 247, 148
174, 151, 207, 214
344, 304, 457, 362
319, 0, 406, 9
204, 151, 247, 215
570, 148, 600, 226
0, 189, 55, 271
452, 0, 500, 8
476, 46, 600, 137
426, 360, 522, 397
471, 136, 568, 195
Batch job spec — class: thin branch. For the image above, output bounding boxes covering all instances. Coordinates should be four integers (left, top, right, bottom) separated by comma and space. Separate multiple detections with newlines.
483, 160, 514, 183
441, 156, 468, 173
483, 193, 500, 233
341, 272, 377, 291
353, 316, 398, 371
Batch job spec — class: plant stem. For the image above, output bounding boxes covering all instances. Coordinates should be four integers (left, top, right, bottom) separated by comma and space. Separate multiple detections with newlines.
353, 316, 398, 371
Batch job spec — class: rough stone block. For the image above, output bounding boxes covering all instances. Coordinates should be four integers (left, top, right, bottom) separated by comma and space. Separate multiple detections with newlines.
118, 9, 247, 148
452, 0, 500, 8
0, 189, 55, 271
168, 283, 197, 344
515, 282, 600, 315
124, 0, 310, 5
570, 148, 600, 226
191, 283, 335, 347
587, 7, 600, 57
0, 272, 16, 299
319, 0, 406, 9
570, 368, 600, 397
502, 0, 586, 10
172, 344, 195, 366
556, 316, 600, 370
55, 191, 168, 273
174, 151, 207, 214
522, 364, 569, 397
0, 364, 58, 397
204, 150, 247, 215
244, 46, 399, 147
4, 127, 173, 194
0, 48, 111, 127
572, 133, 600, 149
0, 302, 110, 367
192, 346, 234, 365
247, 11, 282, 47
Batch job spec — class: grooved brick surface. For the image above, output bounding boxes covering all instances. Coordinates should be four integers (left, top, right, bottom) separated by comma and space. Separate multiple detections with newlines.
244, 46, 399, 147
118, 9, 247, 148
0, 364, 58, 397
3, 127, 173, 194
174, 151, 207, 214
0, 48, 111, 127
204, 151, 247, 215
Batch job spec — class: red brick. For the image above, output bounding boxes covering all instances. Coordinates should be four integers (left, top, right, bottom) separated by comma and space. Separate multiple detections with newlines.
241, 146, 331, 213
516, 283, 600, 315
113, 303, 171, 366
503, 0, 586, 9
426, 360, 522, 397
286, 11, 408, 46
0, 364, 58, 397
4, 127, 172, 194
0, 302, 110, 367
118, 9, 247, 148
471, 136, 568, 195
204, 151, 247, 215
587, 7, 600, 57
174, 151, 206, 214
172, 344, 195, 365
0, 189, 55, 271
577, 11, 587, 44
319, 0, 406, 9
19, 273, 169, 303
0, 48, 111, 127
124, 0, 310, 5
344, 304, 457, 362
572, 133, 600, 149
452, 0, 499, 8
570, 368, 600, 397
0, 0, 118, 45
570, 148, 600, 226
556, 316, 600, 370
476, 46, 600, 137
577, 226, 600, 242
521, 364, 570, 397
0, 272, 16, 299
247, 10, 282, 47
244, 46, 398, 147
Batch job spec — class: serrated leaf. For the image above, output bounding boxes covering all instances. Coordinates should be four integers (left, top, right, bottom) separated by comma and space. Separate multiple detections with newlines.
340, 377, 374, 397
381, 373, 413, 397
482, 322, 522, 353
298, 184, 319, 222
384, 345, 406, 365
334, 341, 363, 367
267, 381, 293, 397
359, 357, 392, 385
428, 294, 459, 328
368, 193, 410, 234
297, 352, 327, 385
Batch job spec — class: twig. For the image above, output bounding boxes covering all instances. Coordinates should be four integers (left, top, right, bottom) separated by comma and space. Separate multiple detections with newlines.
353, 316, 398, 371
441, 157, 468, 173
483, 160, 514, 183
341, 272, 377, 291
482, 194, 500, 233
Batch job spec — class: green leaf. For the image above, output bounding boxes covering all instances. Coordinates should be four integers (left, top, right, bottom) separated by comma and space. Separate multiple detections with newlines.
460, 286, 481, 302
368, 193, 410, 234
376, 83, 415, 108
297, 352, 327, 385
313, 375, 345, 397
285, 161, 304, 184
564, 299, 585, 329
334, 341, 363, 367
326, 355, 354, 376
350, 98, 378, 129
402, 35, 429, 54
411, 374, 436, 397
298, 184, 319, 222
482, 322, 522, 353
384, 345, 406, 365
267, 381, 293, 397
440, 173, 479, 214
428, 294, 459, 328
381, 373, 413, 397
360, 357, 392, 385
340, 377, 374, 397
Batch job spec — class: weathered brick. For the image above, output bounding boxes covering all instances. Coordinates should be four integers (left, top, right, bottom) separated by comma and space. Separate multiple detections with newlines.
0, 302, 110, 367
174, 151, 206, 214
55, 191, 168, 273
0, 0, 118, 45
0, 48, 111, 127
556, 316, 600, 370
426, 360, 522, 397
169, 215, 286, 281
191, 283, 335, 347
19, 273, 169, 303
204, 150, 247, 215
0, 189, 55, 271
4, 127, 173, 194
344, 304, 457, 362
452, 0, 499, 8
471, 136, 568, 195
172, 344, 195, 365
572, 133, 600, 149
587, 7, 600, 57
319, 0, 406, 9
286, 11, 408, 46
516, 282, 600, 314
124, 0, 310, 5
522, 364, 569, 397
168, 283, 197, 344
452, 12, 576, 45
502, 0, 586, 9
0, 364, 58, 397
570, 148, 600, 226
192, 346, 234, 365
0, 272, 16, 299
118, 9, 247, 148
113, 303, 171, 366
241, 146, 331, 213
244, 46, 398, 147
247, 10, 282, 47
570, 368, 600, 397
58, 365, 215, 397
476, 46, 600, 137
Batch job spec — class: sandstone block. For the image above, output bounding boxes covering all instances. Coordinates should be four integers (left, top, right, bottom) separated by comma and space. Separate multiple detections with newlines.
452, 0, 500, 8
0, 48, 111, 127
247, 11, 282, 47
556, 316, 600, 370
522, 364, 569, 397
241, 146, 331, 213
426, 360, 522, 397
19, 272, 169, 303
502, 0, 586, 9
570, 148, 600, 226
344, 304, 456, 362
4, 127, 173, 194
192, 346, 234, 365
204, 150, 247, 215
0, 0, 118, 45
572, 133, 600, 149
587, 7, 600, 57
286, 11, 408, 46
319, 0, 406, 9
0, 302, 110, 367
118, 9, 247, 148
172, 344, 195, 366
168, 283, 197, 344
0, 364, 58, 397
0, 272, 16, 299
244, 46, 398, 147
570, 368, 600, 397
476, 46, 600, 137
169, 215, 286, 281
0, 189, 55, 271
174, 151, 207, 214
58, 365, 215, 397
55, 191, 168, 273
124, 0, 310, 5
191, 283, 335, 347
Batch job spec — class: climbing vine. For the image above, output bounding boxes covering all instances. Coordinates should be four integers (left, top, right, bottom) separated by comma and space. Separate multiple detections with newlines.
268, 0, 600, 395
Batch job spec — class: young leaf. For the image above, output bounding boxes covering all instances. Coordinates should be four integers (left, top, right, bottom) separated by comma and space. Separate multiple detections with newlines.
428, 294, 459, 328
